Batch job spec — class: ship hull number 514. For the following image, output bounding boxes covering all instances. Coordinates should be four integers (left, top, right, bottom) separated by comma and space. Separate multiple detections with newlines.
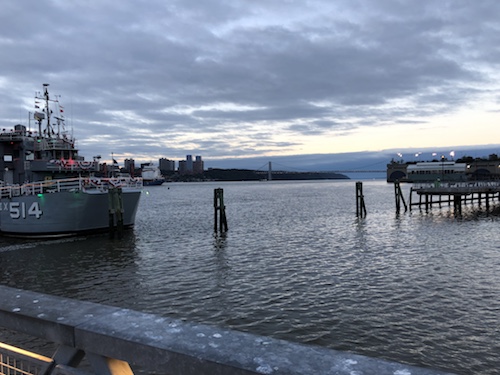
2, 202, 43, 219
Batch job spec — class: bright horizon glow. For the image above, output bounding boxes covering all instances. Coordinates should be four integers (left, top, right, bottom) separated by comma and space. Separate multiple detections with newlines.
239, 109, 499, 159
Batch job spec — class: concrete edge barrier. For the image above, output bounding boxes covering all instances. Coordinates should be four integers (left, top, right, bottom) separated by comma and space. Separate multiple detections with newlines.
0, 285, 457, 375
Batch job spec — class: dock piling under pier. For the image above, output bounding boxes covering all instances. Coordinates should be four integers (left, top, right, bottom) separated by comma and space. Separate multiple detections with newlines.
409, 181, 500, 214
394, 181, 408, 213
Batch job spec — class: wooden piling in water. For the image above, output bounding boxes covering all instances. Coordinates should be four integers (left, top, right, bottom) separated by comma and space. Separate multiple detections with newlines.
394, 181, 408, 213
108, 188, 124, 238
453, 194, 462, 216
214, 188, 228, 233
355, 182, 367, 217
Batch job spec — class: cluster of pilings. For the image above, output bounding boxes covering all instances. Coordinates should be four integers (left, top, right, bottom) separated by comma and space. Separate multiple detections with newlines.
409, 182, 500, 215
356, 181, 500, 217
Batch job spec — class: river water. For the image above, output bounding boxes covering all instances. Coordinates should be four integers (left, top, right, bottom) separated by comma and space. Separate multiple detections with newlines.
1, 180, 499, 374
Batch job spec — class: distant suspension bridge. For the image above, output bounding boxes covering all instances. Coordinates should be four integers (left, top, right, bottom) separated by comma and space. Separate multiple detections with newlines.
255, 161, 385, 177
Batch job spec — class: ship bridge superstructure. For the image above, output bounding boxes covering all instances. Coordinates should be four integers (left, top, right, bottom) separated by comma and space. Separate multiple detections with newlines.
0, 84, 99, 184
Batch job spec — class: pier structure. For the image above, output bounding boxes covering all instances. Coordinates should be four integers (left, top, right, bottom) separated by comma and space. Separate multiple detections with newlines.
0, 285, 456, 375
408, 181, 500, 214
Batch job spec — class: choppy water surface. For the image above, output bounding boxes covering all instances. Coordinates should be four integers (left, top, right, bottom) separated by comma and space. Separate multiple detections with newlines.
1, 180, 499, 374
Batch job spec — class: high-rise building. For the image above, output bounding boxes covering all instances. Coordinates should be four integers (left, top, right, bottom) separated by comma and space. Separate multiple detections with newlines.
159, 158, 175, 173
178, 160, 187, 174
186, 155, 193, 172
124, 159, 135, 174
178, 155, 203, 175
193, 155, 204, 174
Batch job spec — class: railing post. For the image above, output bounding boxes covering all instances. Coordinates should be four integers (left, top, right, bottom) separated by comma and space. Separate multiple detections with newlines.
87, 353, 134, 375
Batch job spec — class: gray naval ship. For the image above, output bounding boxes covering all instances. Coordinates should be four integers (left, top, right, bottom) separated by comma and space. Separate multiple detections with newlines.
0, 84, 142, 237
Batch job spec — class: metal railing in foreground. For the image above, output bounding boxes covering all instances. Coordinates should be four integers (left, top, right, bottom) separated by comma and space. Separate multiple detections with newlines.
0, 285, 456, 375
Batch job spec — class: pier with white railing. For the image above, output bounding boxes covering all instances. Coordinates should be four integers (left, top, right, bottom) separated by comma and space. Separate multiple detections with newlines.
0, 285, 456, 375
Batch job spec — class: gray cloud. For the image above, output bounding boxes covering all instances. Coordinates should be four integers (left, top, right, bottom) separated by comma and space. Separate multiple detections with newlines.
0, 0, 498, 166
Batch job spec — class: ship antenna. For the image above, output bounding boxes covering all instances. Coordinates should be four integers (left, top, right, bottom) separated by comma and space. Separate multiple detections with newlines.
43, 83, 51, 137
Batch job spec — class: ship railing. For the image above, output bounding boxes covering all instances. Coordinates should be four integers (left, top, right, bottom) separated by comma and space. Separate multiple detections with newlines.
0, 285, 455, 375
80, 177, 144, 191
33, 137, 76, 151
0, 177, 143, 198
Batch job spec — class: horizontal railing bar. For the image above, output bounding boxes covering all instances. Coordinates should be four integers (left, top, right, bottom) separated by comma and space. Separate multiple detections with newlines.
0, 285, 456, 375
0, 177, 143, 198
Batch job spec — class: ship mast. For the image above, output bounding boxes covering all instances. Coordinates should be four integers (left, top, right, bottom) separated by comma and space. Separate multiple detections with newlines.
33, 84, 78, 160
43, 83, 52, 138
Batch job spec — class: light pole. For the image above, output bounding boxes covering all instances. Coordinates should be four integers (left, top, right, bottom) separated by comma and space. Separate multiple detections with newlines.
441, 155, 445, 180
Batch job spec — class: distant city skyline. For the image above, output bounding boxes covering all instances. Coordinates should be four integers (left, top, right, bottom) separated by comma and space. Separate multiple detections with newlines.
121, 155, 205, 175
110, 144, 500, 180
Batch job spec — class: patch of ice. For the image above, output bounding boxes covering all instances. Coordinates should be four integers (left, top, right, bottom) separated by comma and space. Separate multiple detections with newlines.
255, 338, 271, 345
394, 370, 412, 375
256, 364, 273, 374
144, 331, 163, 340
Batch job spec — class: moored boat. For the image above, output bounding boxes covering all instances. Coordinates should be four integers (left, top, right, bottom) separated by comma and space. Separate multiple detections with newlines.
0, 84, 142, 237
141, 162, 165, 186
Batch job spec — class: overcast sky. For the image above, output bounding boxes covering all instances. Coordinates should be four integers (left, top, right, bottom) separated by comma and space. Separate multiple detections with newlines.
1, 0, 499, 167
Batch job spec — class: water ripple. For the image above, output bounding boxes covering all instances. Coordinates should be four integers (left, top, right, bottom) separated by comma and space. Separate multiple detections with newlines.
1, 180, 499, 374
